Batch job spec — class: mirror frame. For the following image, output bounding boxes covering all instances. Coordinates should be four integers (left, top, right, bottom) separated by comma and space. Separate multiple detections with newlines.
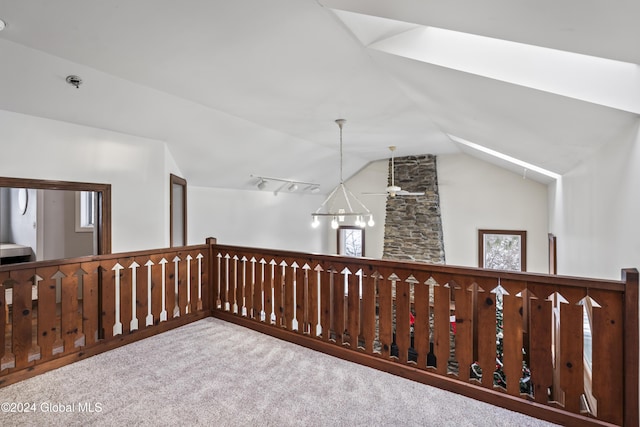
0, 177, 112, 256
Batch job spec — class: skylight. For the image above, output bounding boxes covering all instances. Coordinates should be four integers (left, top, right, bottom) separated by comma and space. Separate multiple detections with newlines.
333, 10, 640, 114
448, 134, 561, 180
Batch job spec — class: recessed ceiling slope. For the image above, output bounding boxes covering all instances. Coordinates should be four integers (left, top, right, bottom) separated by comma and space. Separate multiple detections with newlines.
321, 0, 640, 64
333, 9, 640, 114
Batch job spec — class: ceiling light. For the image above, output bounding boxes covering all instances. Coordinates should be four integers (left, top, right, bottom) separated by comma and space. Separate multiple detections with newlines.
311, 119, 374, 228
251, 174, 319, 195
0, 19, 6, 31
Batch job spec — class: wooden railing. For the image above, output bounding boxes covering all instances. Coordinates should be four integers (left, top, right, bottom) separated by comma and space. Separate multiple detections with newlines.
1, 239, 637, 426
210, 243, 639, 427
0, 244, 210, 387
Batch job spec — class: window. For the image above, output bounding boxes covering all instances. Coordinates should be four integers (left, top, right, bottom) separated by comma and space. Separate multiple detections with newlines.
170, 174, 187, 247
76, 191, 96, 232
337, 226, 364, 257
478, 229, 526, 271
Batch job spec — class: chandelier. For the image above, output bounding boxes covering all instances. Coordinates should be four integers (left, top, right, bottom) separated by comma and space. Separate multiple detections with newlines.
311, 119, 374, 229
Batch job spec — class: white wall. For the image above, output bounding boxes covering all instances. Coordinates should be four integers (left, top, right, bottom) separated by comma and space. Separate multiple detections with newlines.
0, 109, 171, 253
549, 121, 640, 280
438, 153, 549, 273
188, 186, 327, 253
323, 154, 549, 272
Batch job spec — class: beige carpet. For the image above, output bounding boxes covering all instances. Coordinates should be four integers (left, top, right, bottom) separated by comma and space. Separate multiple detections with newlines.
0, 317, 557, 426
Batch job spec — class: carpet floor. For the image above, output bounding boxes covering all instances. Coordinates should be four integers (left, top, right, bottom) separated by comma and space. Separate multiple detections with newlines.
0, 317, 557, 426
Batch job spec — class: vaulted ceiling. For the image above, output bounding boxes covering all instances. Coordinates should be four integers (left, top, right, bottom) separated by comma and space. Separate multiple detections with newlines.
0, 0, 638, 190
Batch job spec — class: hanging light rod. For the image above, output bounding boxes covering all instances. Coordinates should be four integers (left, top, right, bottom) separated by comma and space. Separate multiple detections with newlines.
311, 119, 374, 229
250, 174, 320, 195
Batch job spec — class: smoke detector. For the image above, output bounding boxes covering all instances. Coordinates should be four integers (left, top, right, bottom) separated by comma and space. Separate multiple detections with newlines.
66, 75, 83, 89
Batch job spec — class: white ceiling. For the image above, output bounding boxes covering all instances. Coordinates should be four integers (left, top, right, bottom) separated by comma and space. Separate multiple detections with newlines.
0, 0, 638, 190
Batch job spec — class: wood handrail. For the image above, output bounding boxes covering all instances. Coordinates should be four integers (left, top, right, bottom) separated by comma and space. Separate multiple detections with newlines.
212, 243, 625, 291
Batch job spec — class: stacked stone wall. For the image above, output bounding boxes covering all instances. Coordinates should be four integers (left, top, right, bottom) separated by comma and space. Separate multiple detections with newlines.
382, 154, 445, 263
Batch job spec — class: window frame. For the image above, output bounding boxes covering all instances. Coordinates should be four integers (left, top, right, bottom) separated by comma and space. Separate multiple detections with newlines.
478, 229, 527, 272
337, 226, 365, 257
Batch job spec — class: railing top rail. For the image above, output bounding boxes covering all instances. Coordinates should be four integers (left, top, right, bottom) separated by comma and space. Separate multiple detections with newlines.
212, 243, 627, 292
0, 243, 209, 273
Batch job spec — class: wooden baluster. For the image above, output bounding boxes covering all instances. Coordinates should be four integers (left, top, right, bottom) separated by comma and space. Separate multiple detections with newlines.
527, 283, 554, 404
265, 259, 275, 324
198, 252, 207, 311
378, 268, 393, 358
502, 279, 526, 396
150, 255, 164, 323
475, 278, 496, 388
257, 258, 266, 322
59, 264, 82, 349
590, 289, 623, 425
221, 254, 230, 312
166, 256, 178, 319
283, 260, 295, 330
118, 259, 133, 333
272, 259, 281, 326
133, 259, 144, 329
333, 267, 346, 345
245, 256, 255, 319
81, 261, 100, 344
346, 268, 360, 348
319, 265, 331, 341
360, 269, 376, 353
413, 273, 430, 368
10, 269, 35, 369
33, 267, 56, 360
215, 253, 223, 310
185, 254, 194, 315
124, 258, 144, 332
130, 258, 146, 329
432, 274, 451, 375
559, 287, 586, 413
395, 274, 410, 364
237, 256, 246, 317
295, 261, 308, 334
101, 262, 116, 340
230, 255, 239, 315
250, 257, 260, 320
451, 276, 473, 382
309, 264, 320, 337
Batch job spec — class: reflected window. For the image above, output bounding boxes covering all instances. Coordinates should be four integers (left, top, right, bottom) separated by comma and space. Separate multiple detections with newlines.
76, 191, 96, 231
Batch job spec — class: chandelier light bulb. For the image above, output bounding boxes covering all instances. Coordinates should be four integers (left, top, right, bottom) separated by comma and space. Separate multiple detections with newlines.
331, 217, 339, 229
367, 216, 375, 227
311, 216, 320, 228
